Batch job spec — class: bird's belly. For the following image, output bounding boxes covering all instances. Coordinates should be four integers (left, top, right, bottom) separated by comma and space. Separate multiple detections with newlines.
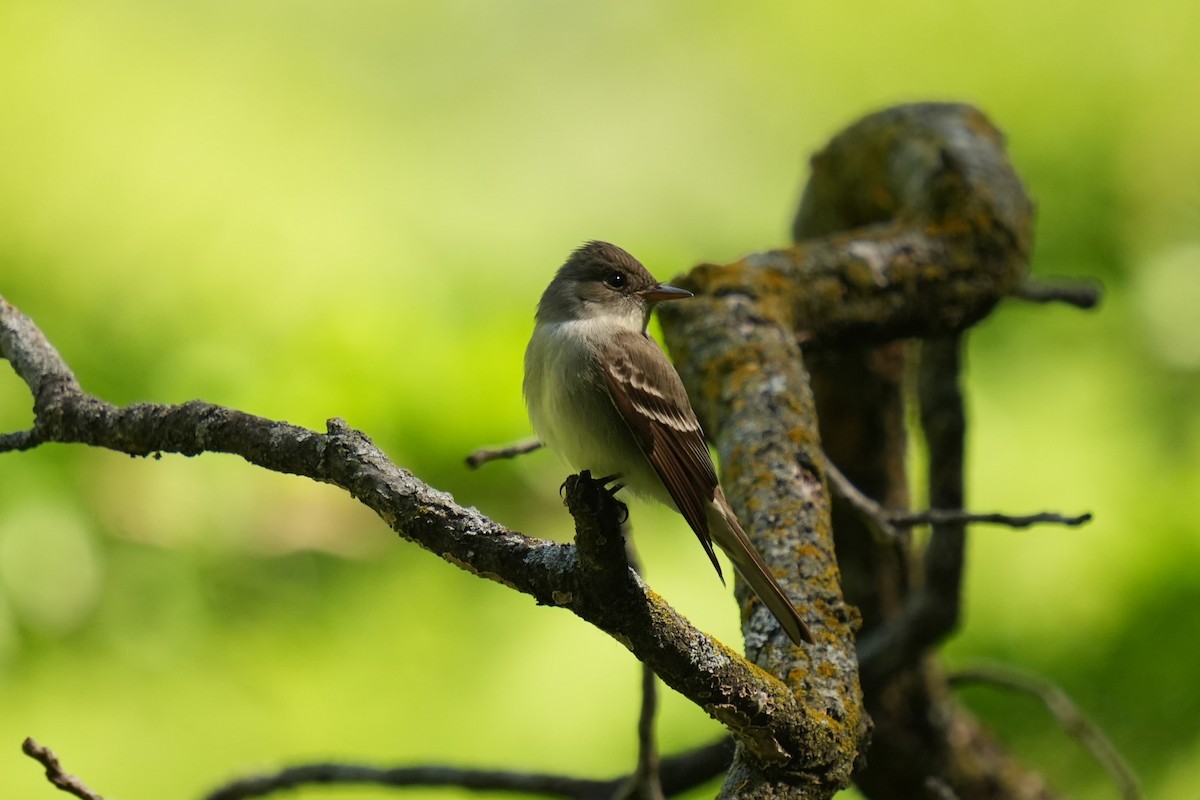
535, 375, 628, 476
526, 352, 665, 504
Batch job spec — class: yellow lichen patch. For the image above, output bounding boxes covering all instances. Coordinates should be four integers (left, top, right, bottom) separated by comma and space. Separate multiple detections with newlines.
786, 423, 824, 452
785, 666, 810, 686
688, 257, 798, 328
642, 586, 668, 607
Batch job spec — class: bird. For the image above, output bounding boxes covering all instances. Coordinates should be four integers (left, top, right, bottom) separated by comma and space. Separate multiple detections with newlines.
523, 240, 813, 646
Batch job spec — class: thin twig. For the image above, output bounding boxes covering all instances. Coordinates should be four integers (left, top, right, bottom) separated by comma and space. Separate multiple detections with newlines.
204, 740, 734, 800
21, 738, 105, 800
827, 457, 1092, 536
204, 763, 608, 800
465, 438, 542, 468
888, 509, 1092, 529
824, 458, 899, 542
1014, 278, 1103, 309
950, 664, 1142, 800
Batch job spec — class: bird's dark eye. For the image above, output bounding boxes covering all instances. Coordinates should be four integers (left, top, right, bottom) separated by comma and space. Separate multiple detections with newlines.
604, 271, 627, 289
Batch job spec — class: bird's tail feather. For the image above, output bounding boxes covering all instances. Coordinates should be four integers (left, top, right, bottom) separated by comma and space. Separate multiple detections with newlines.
708, 491, 814, 646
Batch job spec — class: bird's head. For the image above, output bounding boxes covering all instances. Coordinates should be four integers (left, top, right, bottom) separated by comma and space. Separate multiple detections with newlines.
536, 241, 692, 331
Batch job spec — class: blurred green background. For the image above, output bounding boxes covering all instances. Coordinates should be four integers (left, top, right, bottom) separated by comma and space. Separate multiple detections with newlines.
1, 2, 1198, 798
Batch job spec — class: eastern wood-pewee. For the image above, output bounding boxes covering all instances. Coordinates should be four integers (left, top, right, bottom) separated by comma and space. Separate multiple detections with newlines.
523, 241, 813, 646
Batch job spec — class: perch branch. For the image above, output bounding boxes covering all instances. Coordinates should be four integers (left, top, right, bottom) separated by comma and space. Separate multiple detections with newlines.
0, 294, 826, 774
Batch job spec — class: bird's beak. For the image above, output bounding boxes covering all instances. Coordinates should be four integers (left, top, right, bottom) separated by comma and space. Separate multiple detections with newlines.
637, 283, 693, 302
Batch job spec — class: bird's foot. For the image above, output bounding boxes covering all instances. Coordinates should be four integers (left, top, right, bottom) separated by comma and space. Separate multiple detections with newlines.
562, 470, 629, 524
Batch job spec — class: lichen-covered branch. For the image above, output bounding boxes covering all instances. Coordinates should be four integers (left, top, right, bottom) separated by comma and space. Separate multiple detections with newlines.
661, 103, 1079, 800
660, 294, 868, 799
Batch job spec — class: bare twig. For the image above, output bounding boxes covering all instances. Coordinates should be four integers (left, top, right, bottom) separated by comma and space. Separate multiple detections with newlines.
22, 738, 104, 800
1014, 278, 1103, 309
950, 665, 1142, 800
204, 763, 609, 800
888, 509, 1092, 529
824, 458, 900, 542
204, 740, 734, 800
465, 438, 542, 469
827, 458, 1091, 539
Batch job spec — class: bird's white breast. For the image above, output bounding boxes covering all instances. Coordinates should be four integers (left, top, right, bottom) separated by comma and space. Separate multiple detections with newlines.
524, 318, 645, 482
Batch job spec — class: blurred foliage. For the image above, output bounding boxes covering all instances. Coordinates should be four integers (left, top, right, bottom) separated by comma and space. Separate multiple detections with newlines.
1, 2, 1198, 799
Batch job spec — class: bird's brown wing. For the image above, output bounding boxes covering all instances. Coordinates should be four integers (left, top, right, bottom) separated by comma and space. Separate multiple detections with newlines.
599, 335, 725, 581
